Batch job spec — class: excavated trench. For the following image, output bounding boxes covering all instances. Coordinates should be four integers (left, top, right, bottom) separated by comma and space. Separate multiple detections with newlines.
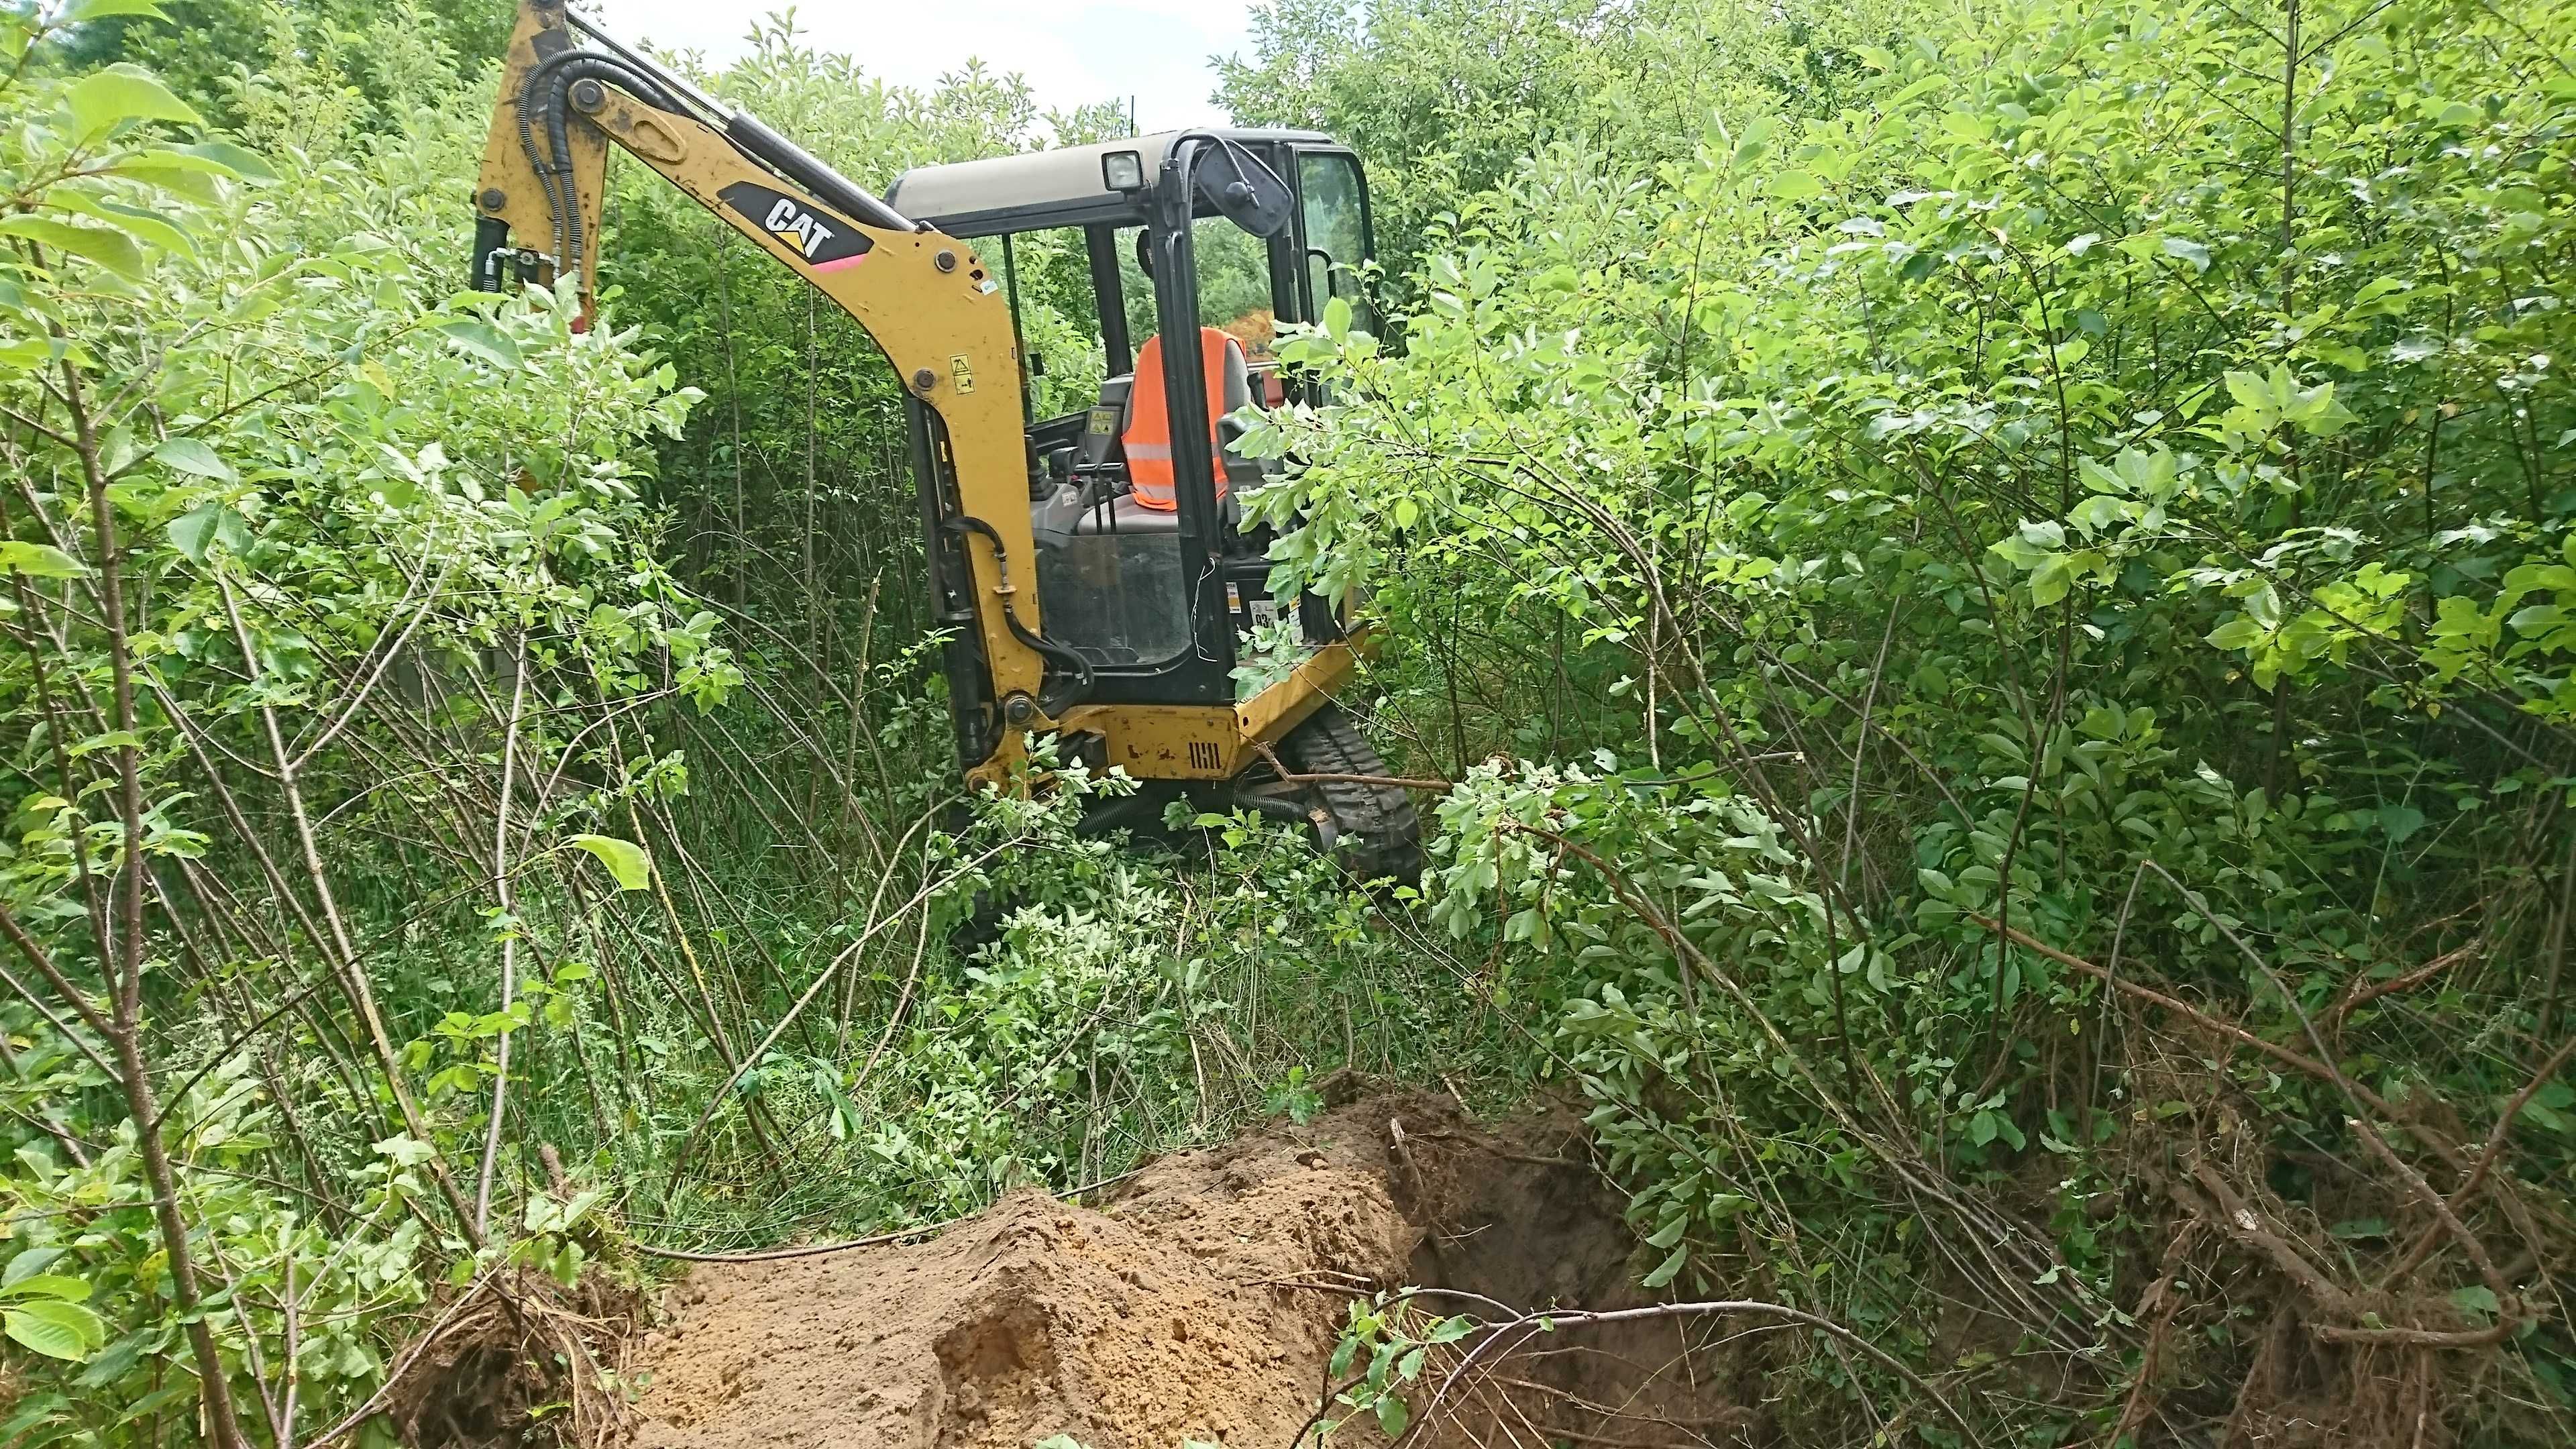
588, 1083, 1755, 1448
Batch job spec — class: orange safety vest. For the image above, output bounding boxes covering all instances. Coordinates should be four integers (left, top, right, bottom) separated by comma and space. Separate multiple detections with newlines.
1123, 327, 1235, 512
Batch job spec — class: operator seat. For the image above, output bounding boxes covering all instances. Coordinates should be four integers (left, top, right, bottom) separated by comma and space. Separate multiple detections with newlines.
1122, 326, 1262, 510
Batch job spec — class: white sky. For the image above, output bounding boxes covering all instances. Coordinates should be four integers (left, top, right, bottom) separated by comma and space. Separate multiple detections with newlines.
589, 1, 1252, 133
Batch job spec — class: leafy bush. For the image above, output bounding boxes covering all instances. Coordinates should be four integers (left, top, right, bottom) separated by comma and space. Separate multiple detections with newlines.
1246, 0, 2576, 1438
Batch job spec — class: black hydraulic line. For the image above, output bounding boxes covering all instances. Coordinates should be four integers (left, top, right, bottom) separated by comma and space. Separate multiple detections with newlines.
564, 3, 918, 235
517, 50, 688, 274
720, 110, 918, 233
941, 515, 1094, 712
515, 46, 921, 286
470, 215, 511, 292
564, 5, 729, 117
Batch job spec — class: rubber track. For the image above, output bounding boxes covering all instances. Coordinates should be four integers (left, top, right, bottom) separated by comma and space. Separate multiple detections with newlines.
1278, 704, 1425, 885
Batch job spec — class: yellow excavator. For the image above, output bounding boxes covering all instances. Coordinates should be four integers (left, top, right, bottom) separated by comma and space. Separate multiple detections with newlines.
470, 0, 1419, 879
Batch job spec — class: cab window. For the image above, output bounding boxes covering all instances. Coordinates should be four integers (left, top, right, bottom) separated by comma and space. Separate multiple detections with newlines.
1111, 218, 1276, 362
996, 226, 1108, 421
1298, 152, 1371, 332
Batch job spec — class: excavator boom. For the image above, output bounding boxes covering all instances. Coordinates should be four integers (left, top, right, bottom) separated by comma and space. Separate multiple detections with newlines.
471, 0, 1051, 785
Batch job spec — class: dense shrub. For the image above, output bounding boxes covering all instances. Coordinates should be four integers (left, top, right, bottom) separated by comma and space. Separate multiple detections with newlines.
1248, 0, 2576, 1438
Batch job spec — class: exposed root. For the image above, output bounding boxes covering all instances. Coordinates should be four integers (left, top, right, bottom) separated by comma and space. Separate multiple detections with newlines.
356, 1270, 640, 1449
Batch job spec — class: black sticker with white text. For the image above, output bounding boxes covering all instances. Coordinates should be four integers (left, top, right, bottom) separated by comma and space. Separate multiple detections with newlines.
717, 181, 872, 272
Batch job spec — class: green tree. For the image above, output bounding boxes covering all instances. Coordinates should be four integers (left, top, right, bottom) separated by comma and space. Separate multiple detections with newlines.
1216, 0, 1916, 303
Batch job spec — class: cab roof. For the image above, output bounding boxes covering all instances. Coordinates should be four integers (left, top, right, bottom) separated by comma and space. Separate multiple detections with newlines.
885, 127, 1332, 238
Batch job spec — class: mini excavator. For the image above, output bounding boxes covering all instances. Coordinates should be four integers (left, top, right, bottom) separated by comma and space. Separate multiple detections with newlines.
470, 0, 1421, 880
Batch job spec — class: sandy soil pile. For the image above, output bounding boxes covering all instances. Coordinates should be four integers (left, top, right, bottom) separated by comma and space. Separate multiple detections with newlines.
613, 1088, 1740, 1448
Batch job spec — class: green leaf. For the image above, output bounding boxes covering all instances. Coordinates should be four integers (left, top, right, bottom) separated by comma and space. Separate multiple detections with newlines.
1375, 1391, 1411, 1438
568, 834, 651, 891
4, 1309, 85, 1362
179, 140, 272, 180
0, 215, 144, 278
1770, 170, 1824, 201
0, 1393, 67, 1442
167, 501, 231, 564
60, 0, 174, 20
550, 1238, 585, 1289
68, 729, 144, 756
0, 541, 89, 578
1644, 1216, 1688, 1249
2449, 1285, 2500, 1320
66, 66, 201, 139
37, 191, 192, 260
105, 1379, 193, 1428
1987, 533, 2050, 570
2206, 617, 2266, 651
2379, 805, 2426, 845
113, 140, 276, 184
1, 1248, 65, 1289
154, 437, 235, 482
2027, 555, 2072, 606
2224, 369, 2271, 413
1640, 1242, 1688, 1289
1321, 294, 1352, 338
5, 1300, 105, 1361
2160, 235, 2211, 272
0, 1275, 92, 1303
439, 317, 522, 370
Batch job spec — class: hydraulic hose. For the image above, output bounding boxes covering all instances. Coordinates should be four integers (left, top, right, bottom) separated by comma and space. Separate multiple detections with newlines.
564, 0, 916, 234
942, 515, 1095, 715
515, 50, 688, 276
720, 110, 917, 234
514, 41, 916, 288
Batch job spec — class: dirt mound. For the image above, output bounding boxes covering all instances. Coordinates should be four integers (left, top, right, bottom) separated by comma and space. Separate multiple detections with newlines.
618, 1087, 1739, 1448
627, 1105, 1415, 1448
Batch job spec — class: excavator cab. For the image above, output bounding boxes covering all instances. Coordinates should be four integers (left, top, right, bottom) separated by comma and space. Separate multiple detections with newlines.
468, 1, 1419, 880
883, 133, 1375, 737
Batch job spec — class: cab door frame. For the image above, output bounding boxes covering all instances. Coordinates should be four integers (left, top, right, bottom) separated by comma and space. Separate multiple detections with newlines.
1130, 134, 1309, 702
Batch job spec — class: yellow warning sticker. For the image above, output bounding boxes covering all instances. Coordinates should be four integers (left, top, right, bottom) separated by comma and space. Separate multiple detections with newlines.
949, 354, 976, 394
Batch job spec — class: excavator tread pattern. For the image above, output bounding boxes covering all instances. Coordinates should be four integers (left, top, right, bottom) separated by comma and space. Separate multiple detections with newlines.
1279, 704, 1425, 887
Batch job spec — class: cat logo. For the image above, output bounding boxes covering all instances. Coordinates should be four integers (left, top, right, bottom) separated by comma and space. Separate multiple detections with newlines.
763, 197, 837, 259
716, 181, 872, 272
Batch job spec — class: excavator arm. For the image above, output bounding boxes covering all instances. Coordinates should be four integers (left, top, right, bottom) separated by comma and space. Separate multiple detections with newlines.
471, 0, 1052, 785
